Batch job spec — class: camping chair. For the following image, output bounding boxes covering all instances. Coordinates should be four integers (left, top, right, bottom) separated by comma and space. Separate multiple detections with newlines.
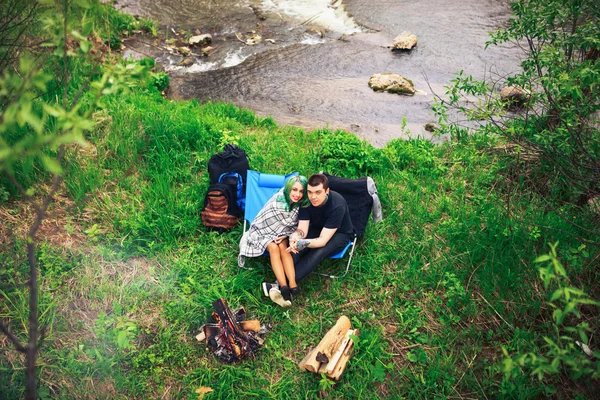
240, 170, 381, 279
240, 170, 299, 270
316, 173, 381, 278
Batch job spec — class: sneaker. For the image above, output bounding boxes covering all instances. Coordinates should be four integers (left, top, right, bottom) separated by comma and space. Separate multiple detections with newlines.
290, 286, 300, 297
269, 287, 291, 307
262, 281, 278, 297
280, 285, 291, 302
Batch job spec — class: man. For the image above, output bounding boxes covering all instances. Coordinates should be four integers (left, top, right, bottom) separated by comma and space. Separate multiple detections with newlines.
288, 173, 354, 285
261, 173, 354, 304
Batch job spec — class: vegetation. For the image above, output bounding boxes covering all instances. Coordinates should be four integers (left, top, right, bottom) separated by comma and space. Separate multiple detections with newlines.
1, 0, 599, 399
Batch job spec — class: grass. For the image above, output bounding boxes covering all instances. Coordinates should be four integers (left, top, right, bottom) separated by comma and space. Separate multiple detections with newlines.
1, 3, 599, 399
1, 88, 598, 398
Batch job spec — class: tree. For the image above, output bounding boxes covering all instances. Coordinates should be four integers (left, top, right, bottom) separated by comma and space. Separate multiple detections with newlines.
0, 0, 145, 398
434, 0, 600, 209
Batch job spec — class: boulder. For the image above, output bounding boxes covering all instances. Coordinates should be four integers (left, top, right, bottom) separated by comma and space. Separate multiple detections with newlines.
424, 123, 439, 133
500, 85, 531, 108
392, 31, 417, 50
588, 197, 600, 215
179, 57, 194, 67
369, 73, 416, 95
189, 34, 212, 46
177, 46, 191, 56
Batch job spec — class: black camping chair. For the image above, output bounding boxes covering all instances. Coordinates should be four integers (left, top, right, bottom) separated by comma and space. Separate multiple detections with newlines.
317, 173, 381, 278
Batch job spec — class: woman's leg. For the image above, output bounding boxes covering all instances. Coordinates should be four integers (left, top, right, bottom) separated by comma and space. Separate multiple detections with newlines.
278, 239, 297, 289
267, 242, 287, 287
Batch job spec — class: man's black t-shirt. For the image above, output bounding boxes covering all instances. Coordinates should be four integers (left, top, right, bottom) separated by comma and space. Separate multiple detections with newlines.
299, 190, 354, 238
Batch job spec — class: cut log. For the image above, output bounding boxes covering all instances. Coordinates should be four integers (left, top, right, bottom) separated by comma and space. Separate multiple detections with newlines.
326, 329, 355, 374
300, 315, 351, 372
327, 329, 360, 381
314, 316, 351, 364
298, 346, 319, 371
240, 320, 261, 332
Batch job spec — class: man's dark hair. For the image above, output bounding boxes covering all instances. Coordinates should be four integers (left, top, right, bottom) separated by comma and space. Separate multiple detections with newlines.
308, 173, 329, 190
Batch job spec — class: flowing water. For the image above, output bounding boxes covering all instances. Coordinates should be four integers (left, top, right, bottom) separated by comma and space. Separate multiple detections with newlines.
116, 0, 523, 146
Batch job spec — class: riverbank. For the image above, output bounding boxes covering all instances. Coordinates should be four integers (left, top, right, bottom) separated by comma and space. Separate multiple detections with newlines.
114, 0, 522, 146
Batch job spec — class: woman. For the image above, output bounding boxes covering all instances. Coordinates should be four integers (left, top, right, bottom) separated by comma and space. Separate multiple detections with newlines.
238, 175, 308, 307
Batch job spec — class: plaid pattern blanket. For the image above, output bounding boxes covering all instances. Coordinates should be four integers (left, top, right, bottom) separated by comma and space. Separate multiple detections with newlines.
238, 191, 299, 267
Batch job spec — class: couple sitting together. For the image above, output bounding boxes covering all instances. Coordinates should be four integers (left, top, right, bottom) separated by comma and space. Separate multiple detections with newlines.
238, 173, 353, 307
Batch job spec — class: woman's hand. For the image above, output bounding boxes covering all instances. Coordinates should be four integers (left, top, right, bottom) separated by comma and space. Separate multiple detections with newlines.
273, 236, 286, 244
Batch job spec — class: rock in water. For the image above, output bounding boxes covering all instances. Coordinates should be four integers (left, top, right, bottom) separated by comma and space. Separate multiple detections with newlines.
500, 85, 531, 108
189, 34, 212, 46
369, 73, 416, 95
392, 31, 418, 50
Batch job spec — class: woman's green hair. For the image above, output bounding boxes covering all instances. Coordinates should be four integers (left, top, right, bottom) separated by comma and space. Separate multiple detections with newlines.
279, 175, 309, 211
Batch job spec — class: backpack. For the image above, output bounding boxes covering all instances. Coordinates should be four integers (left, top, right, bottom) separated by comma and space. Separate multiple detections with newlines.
219, 172, 245, 211
208, 145, 249, 209
201, 183, 241, 231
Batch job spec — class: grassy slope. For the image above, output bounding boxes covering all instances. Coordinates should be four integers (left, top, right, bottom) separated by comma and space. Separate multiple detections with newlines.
1, 86, 598, 399
0, 2, 598, 395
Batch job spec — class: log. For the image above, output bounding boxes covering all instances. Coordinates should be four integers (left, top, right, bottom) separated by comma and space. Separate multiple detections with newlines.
240, 320, 261, 332
327, 329, 360, 381
298, 346, 319, 371
300, 315, 351, 372
326, 329, 355, 374
211, 298, 260, 361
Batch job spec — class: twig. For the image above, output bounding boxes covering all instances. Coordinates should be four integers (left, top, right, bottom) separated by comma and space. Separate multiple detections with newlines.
453, 353, 477, 390
477, 292, 514, 331
0, 322, 26, 353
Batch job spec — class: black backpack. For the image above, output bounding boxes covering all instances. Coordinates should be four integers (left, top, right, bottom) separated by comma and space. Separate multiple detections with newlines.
208, 145, 250, 210
201, 183, 241, 231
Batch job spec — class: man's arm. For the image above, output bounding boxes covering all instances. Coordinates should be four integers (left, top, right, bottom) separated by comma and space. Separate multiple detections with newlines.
289, 220, 309, 246
298, 227, 337, 249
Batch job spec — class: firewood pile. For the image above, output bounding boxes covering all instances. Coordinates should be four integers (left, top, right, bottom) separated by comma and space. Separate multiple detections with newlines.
299, 315, 359, 381
196, 298, 268, 363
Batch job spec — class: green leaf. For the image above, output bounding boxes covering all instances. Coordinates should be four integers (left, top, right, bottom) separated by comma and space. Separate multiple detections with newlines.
18, 55, 34, 75
40, 155, 62, 174
80, 40, 90, 53
535, 254, 552, 263
550, 289, 563, 302
72, 0, 92, 9
116, 330, 129, 349
43, 103, 64, 118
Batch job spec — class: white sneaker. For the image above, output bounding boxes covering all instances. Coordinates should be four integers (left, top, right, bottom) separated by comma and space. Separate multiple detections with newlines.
262, 281, 279, 297
269, 287, 291, 307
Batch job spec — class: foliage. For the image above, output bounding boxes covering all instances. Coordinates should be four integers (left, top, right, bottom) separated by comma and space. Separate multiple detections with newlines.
318, 129, 380, 177
0, 0, 146, 398
151, 71, 169, 92
434, 0, 600, 205
502, 243, 600, 382
0, 0, 599, 399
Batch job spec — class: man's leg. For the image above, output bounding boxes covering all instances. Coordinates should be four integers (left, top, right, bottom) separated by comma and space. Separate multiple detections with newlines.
294, 233, 349, 282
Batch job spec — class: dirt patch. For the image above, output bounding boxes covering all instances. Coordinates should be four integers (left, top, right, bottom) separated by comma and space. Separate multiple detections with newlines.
0, 187, 89, 251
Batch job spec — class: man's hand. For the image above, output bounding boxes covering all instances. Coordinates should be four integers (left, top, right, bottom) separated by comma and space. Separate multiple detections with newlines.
296, 239, 310, 251
289, 229, 305, 247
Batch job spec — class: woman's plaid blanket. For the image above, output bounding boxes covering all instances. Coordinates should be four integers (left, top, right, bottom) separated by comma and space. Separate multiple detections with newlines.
238, 191, 299, 267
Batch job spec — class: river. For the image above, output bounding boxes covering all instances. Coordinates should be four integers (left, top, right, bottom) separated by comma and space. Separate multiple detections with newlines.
115, 0, 522, 146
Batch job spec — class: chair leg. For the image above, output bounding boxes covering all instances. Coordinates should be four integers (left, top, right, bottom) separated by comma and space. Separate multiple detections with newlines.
315, 237, 358, 279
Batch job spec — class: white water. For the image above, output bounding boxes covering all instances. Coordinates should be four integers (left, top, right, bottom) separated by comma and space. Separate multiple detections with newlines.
260, 0, 363, 35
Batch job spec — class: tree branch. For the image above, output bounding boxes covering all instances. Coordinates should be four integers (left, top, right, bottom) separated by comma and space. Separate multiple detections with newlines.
0, 321, 26, 353
4, 171, 41, 213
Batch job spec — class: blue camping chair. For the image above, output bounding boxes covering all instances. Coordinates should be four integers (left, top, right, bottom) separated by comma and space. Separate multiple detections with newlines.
240, 170, 358, 278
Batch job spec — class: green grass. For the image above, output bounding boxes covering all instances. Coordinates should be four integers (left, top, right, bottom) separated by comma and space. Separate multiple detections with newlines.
1, 3, 599, 396
1, 86, 598, 398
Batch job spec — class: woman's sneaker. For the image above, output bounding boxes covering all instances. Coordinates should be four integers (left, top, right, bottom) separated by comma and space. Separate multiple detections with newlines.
262, 282, 279, 297
269, 287, 291, 307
